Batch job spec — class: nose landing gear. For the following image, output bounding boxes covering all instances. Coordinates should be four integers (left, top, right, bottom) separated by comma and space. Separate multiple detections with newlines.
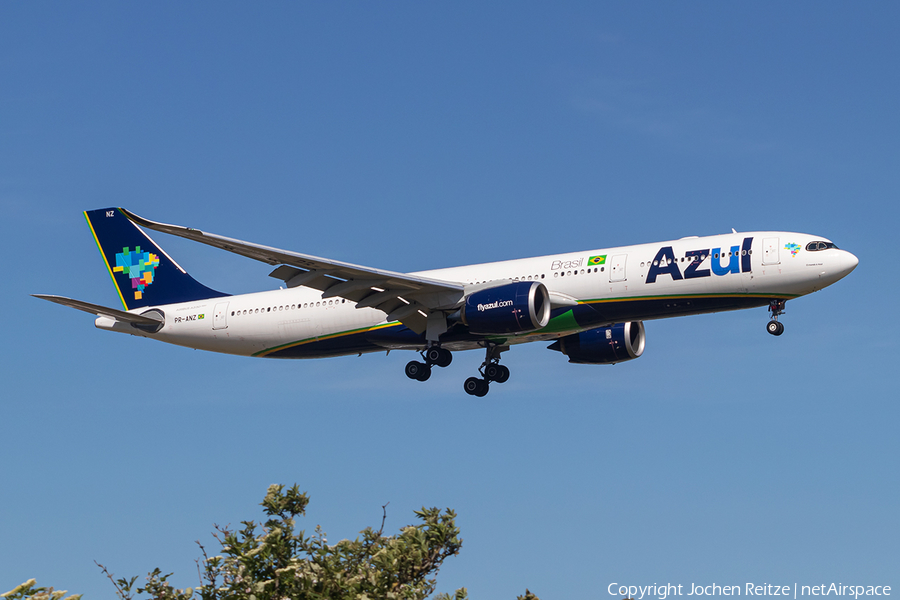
405, 346, 453, 382
766, 299, 786, 336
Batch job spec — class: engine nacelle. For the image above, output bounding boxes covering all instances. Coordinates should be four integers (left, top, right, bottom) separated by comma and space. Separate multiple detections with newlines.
548, 321, 646, 364
461, 281, 551, 334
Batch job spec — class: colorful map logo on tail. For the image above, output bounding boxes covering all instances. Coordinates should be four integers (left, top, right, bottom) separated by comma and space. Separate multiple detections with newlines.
113, 246, 160, 300
785, 243, 801, 257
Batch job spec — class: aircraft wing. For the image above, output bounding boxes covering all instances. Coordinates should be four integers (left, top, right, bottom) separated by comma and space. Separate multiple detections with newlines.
33, 294, 165, 327
119, 208, 466, 333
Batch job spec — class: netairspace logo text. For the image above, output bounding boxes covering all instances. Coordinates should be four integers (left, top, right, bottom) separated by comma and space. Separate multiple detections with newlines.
608, 584, 891, 600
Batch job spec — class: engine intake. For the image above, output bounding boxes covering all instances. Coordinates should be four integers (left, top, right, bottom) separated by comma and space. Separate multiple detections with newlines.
461, 281, 550, 334
548, 321, 645, 364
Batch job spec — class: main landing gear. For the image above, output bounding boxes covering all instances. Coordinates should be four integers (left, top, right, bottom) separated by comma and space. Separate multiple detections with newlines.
463, 344, 510, 397
405, 343, 511, 397
766, 299, 786, 336
404, 346, 453, 382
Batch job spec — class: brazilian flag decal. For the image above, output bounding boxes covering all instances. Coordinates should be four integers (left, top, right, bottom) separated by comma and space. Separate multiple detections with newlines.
588, 255, 607, 266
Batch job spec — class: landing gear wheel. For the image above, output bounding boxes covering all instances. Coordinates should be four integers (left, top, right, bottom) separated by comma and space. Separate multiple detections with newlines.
424, 347, 452, 368
766, 320, 784, 336
484, 363, 510, 383
436, 348, 452, 368
767, 300, 787, 337
405, 361, 432, 381
464, 377, 489, 397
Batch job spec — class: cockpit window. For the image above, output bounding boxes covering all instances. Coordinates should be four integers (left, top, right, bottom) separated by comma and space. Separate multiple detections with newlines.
806, 241, 839, 251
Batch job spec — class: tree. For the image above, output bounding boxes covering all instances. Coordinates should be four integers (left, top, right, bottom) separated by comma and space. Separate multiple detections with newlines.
76, 484, 542, 600
0, 580, 80, 600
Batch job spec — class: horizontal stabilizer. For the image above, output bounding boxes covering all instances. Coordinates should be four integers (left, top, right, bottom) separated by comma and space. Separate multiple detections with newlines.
32, 294, 164, 327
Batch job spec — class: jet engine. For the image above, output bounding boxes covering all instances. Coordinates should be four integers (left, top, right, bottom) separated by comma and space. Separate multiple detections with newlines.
547, 321, 645, 364
460, 281, 551, 334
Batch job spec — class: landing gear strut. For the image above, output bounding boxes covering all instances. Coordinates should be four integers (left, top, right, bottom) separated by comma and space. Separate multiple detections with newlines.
463, 344, 510, 397
766, 299, 786, 336
405, 346, 453, 382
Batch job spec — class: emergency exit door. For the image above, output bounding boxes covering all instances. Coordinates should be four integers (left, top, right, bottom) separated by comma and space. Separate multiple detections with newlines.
609, 254, 627, 282
763, 238, 780, 265
213, 301, 229, 330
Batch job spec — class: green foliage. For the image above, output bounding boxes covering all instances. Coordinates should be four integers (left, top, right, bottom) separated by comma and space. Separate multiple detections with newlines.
0, 579, 81, 600
99, 484, 482, 600
11, 484, 540, 599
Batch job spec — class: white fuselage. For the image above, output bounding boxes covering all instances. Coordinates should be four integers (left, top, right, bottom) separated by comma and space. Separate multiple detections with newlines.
96, 231, 858, 358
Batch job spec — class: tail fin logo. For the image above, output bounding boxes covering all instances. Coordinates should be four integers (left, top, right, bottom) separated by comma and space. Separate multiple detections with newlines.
113, 246, 160, 300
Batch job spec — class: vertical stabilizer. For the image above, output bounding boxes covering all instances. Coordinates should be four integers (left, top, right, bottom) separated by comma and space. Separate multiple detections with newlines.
85, 208, 228, 310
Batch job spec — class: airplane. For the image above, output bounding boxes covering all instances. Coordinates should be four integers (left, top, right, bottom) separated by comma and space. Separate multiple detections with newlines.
34, 208, 859, 396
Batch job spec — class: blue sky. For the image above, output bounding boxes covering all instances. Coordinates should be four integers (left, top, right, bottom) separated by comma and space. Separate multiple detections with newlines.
2, 3, 898, 598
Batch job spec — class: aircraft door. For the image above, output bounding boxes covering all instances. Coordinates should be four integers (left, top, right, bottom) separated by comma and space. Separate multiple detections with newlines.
213, 301, 229, 330
609, 254, 627, 282
763, 238, 780, 265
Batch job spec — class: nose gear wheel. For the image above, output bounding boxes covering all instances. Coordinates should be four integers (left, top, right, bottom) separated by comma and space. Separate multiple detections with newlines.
766, 299, 786, 336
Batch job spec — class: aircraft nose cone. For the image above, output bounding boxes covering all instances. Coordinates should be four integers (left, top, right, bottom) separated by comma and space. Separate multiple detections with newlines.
839, 250, 859, 277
